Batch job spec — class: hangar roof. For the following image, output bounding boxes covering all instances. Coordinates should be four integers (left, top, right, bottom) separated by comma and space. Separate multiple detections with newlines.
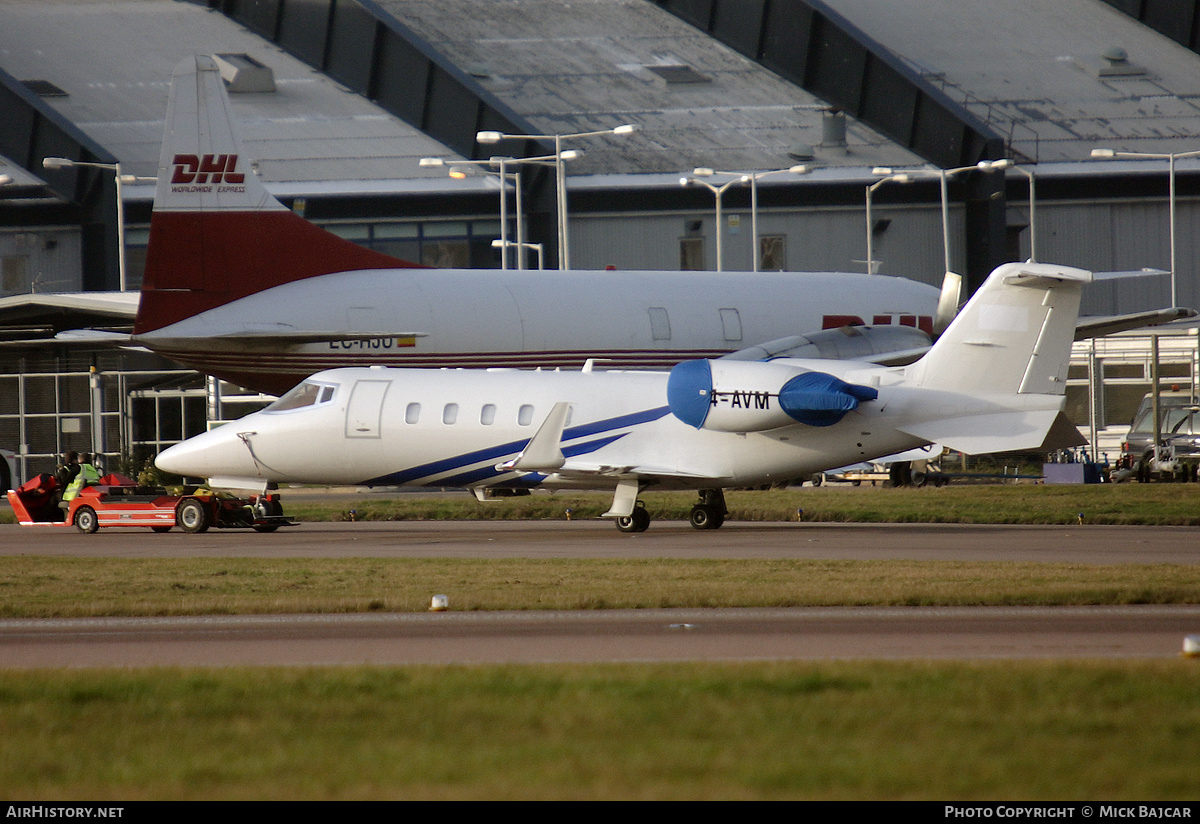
4, 0, 1200, 196
373, 0, 924, 175
0, 0, 457, 193
826, 0, 1200, 163
0, 0, 925, 197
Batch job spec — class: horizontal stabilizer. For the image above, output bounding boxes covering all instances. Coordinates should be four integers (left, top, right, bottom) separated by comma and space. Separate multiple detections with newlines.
1092, 267, 1170, 280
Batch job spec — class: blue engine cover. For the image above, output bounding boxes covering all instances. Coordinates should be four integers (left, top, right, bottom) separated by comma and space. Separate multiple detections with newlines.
668, 359, 879, 431
666, 359, 714, 429
777, 371, 878, 427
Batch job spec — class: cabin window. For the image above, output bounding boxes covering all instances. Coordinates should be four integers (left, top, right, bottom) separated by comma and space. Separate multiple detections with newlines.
648, 307, 671, 341
480, 404, 496, 425
518, 404, 534, 426
266, 380, 338, 412
442, 403, 458, 425
405, 402, 421, 424
720, 308, 743, 342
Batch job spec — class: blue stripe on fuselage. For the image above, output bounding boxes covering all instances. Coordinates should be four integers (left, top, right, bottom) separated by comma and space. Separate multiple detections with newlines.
362, 407, 668, 486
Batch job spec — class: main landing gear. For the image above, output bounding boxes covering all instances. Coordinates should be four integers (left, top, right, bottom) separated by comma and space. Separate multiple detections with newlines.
614, 502, 651, 533
611, 489, 729, 533
688, 488, 726, 531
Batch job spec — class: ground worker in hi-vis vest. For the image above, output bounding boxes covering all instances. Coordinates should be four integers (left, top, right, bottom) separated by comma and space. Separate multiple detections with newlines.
62, 454, 101, 503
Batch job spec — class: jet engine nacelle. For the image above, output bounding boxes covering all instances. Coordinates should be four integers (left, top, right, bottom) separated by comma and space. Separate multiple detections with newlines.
666, 359, 879, 433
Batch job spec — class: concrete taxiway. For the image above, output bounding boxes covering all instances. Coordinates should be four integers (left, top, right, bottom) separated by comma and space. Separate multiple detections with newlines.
2, 520, 1200, 563
3, 520, 1199, 667
1, 607, 1197, 667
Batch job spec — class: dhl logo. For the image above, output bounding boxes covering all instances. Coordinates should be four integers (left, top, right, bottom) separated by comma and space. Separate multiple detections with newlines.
171, 154, 245, 185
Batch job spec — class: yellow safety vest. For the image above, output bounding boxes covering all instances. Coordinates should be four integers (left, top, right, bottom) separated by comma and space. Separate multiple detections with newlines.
62, 464, 101, 502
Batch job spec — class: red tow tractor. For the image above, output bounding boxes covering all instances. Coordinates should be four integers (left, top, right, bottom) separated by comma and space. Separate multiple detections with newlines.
7, 472, 292, 534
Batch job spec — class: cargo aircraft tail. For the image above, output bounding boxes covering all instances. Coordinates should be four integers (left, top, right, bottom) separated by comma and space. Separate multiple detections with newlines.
134, 55, 422, 337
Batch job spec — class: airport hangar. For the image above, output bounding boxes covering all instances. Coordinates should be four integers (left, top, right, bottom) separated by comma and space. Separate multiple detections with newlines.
2, 0, 1200, 486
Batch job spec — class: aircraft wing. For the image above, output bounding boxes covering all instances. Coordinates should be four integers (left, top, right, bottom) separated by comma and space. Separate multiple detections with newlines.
1074, 307, 1196, 340
721, 325, 932, 364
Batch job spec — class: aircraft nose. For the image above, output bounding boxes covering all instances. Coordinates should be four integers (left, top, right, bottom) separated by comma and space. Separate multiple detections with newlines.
155, 426, 259, 479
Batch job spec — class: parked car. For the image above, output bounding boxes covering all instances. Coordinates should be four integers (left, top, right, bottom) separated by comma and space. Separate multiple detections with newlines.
1119, 391, 1200, 481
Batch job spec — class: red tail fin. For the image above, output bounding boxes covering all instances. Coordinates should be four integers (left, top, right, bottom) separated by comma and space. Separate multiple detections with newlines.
135, 56, 421, 335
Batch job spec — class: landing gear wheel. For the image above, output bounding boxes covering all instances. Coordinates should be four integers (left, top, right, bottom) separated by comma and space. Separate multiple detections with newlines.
689, 489, 728, 530
689, 505, 725, 530
252, 498, 283, 533
176, 499, 210, 534
614, 504, 650, 533
73, 505, 99, 534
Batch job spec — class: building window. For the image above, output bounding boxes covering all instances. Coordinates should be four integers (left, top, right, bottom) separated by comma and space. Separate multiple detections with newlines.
759, 235, 786, 271
2, 255, 27, 294
680, 237, 704, 271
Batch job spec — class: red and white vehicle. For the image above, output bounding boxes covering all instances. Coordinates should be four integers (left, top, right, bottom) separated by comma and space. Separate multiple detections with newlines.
7, 472, 291, 534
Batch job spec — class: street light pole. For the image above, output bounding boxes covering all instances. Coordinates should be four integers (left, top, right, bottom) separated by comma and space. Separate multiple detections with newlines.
865, 172, 911, 275
493, 239, 544, 270
476, 124, 638, 270
42, 157, 128, 291
870, 160, 1011, 281
680, 173, 749, 272
1010, 164, 1038, 262
694, 165, 810, 271
421, 156, 524, 269
1090, 147, 1200, 309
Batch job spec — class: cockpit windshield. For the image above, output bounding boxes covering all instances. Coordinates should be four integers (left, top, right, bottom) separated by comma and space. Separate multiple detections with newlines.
266, 381, 338, 412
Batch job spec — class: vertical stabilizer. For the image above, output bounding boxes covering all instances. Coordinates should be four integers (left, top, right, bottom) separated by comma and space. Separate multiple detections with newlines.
907, 262, 1091, 396
135, 56, 420, 336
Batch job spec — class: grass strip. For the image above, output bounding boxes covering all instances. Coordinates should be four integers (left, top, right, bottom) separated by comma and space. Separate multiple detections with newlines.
1, 660, 1197, 800
2, 557, 1199, 617
9, 484, 1200, 525
259, 484, 1200, 526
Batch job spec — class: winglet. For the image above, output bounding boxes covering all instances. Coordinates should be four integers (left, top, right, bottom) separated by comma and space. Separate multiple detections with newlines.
497, 402, 571, 472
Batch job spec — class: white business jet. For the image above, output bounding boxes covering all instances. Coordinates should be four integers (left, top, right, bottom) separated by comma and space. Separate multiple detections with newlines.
120, 56, 946, 395
157, 259, 1096, 532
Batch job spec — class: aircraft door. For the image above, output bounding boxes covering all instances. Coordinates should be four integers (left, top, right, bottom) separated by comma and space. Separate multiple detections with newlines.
345, 380, 391, 438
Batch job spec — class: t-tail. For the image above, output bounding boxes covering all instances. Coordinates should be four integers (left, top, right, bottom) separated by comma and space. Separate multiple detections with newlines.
895, 262, 1092, 454
133, 55, 421, 337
